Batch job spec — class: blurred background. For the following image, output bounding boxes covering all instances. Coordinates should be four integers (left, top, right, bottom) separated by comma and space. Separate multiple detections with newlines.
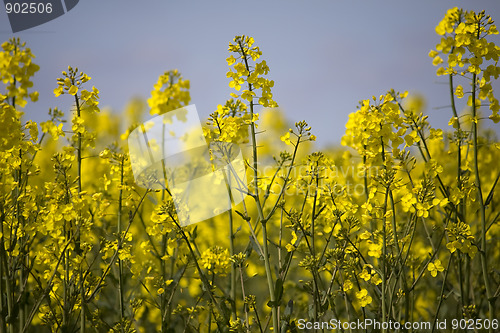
1, 0, 499, 148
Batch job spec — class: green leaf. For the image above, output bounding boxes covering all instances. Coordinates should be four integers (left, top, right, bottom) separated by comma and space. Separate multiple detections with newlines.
284, 299, 293, 317
274, 278, 284, 303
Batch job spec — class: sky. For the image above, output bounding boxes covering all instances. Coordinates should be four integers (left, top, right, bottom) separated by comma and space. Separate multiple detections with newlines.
1, 0, 499, 148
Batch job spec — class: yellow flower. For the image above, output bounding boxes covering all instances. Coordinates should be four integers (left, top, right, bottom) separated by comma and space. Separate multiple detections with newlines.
286, 231, 298, 252
432, 56, 443, 66
68, 85, 78, 96
371, 274, 382, 286
359, 269, 371, 281
280, 132, 291, 145
489, 113, 500, 123
356, 289, 372, 307
226, 55, 236, 66
54, 86, 63, 97
359, 231, 371, 240
367, 241, 382, 258
200, 246, 231, 276
428, 259, 444, 277
343, 279, 353, 291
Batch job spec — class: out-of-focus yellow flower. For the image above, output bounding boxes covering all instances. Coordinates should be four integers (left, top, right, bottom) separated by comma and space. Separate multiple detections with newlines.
356, 289, 372, 307
428, 259, 445, 277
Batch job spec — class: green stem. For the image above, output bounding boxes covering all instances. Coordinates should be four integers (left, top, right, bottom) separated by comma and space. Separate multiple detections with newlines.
238, 265, 250, 333
1, 234, 13, 333
160, 233, 167, 333
310, 168, 321, 322
237, 39, 279, 332
379, 135, 389, 332
450, 69, 469, 310
387, 190, 408, 322
261, 221, 278, 330
457, 252, 465, 312
431, 253, 453, 333
229, 207, 237, 320
16, 149, 25, 333
117, 156, 125, 331
80, 271, 85, 333
381, 187, 389, 333
75, 93, 82, 198
74, 90, 85, 333
471, 69, 494, 329
0, 216, 7, 333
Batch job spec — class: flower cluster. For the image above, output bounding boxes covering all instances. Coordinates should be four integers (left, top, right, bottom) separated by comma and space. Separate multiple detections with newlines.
200, 246, 231, 276
430, 8, 500, 121
226, 35, 277, 107
148, 69, 190, 115
0, 38, 39, 107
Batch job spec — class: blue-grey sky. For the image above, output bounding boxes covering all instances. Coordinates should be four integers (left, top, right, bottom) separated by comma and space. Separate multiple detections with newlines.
1, 0, 499, 147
